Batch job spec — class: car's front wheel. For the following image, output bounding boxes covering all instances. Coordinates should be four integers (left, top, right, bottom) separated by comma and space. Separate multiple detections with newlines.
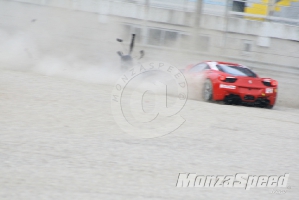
202, 79, 213, 102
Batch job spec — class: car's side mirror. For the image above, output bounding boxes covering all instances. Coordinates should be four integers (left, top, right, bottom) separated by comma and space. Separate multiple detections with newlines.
116, 38, 123, 42
117, 51, 123, 57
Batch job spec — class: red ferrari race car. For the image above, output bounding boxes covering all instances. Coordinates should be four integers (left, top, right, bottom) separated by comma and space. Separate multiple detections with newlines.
183, 61, 278, 108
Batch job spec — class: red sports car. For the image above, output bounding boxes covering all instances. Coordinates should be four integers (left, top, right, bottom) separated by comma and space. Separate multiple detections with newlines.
184, 61, 278, 108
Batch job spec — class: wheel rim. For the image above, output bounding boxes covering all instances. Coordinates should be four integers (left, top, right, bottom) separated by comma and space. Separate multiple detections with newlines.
204, 82, 211, 101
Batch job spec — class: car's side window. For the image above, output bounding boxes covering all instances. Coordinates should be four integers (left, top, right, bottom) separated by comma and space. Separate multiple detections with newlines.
189, 63, 208, 73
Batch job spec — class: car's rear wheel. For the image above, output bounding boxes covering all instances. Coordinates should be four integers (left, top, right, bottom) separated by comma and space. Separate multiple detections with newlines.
203, 79, 213, 102
266, 105, 274, 109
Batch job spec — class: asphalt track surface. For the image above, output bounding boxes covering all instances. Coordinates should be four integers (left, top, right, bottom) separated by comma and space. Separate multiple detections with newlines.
0, 69, 298, 200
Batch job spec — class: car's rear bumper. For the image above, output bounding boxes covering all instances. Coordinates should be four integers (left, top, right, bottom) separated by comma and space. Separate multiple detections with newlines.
213, 83, 277, 106
222, 94, 276, 107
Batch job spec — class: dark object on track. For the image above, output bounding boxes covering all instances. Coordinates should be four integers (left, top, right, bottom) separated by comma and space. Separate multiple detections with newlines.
116, 34, 144, 71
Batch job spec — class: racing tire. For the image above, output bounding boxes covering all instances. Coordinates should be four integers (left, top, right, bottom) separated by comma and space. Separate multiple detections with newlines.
202, 79, 213, 102
266, 105, 274, 109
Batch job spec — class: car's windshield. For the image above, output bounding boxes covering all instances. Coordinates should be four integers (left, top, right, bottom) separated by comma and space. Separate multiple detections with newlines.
216, 64, 257, 77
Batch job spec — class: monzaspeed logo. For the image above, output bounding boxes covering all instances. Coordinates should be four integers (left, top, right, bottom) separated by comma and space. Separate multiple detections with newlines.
176, 173, 290, 190
111, 61, 188, 139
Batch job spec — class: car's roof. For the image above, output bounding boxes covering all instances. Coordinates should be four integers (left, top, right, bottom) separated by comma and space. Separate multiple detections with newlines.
186, 61, 258, 76
204, 61, 249, 70
205, 61, 241, 66
188, 61, 249, 71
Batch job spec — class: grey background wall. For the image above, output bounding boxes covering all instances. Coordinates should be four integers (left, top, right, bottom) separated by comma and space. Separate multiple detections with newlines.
0, 0, 299, 74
